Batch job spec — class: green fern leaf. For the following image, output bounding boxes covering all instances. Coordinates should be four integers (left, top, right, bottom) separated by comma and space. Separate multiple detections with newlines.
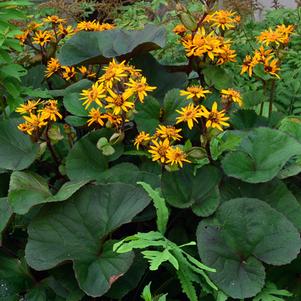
138, 182, 169, 234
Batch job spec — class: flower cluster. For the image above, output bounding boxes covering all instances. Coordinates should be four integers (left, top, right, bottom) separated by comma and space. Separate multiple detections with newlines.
16, 99, 62, 136
16, 15, 115, 47
45, 58, 96, 81
16, 16, 72, 47
16, 16, 115, 82
76, 21, 115, 32
134, 126, 190, 168
241, 25, 294, 78
80, 59, 156, 130
204, 10, 241, 31
174, 10, 239, 65
134, 85, 242, 168
257, 24, 294, 47
176, 86, 233, 131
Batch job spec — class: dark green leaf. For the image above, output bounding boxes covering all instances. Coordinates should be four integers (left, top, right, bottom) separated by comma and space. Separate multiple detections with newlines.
197, 198, 301, 299
230, 110, 267, 130
162, 89, 186, 124
135, 96, 161, 134
203, 66, 233, 90
58, 25, 166, 66
64, 116, 87, 127
220, 178, 301, 231
25, 183, 151, 296
65, 131, 109, 181
0, 255, 33, 299
161, 165, 221, 214
64, 93, 88, 117
8, 171, 88, 214
222, 127, 301, 183
0, 119, 39, 170
132, 53, 187, 100
0, 198, 12, 237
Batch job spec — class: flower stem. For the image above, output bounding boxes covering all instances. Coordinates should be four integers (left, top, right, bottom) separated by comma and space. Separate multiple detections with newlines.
45, 125, 62, 177
269, 79, 276, 117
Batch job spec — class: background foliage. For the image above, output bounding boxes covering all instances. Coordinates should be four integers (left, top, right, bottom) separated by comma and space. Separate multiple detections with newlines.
1, 0, 301, 300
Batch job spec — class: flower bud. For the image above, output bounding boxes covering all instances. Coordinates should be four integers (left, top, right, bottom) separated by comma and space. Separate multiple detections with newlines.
179, 12, 198, 31
109, 132, 125, 145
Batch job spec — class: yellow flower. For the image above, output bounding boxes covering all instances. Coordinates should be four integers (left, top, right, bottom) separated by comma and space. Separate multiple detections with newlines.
61, 66, 76, 81
216, 44, 236, 65
45, 58, 61, 78
148, 139, 171, 163
106, 113, 123, 128
182, 27, 226, 61
57, 24, 74, 38
166, 147, 191, 168
80, 82, 106, 109
125, 65, 142, 77
124, 77, 156, 103
276, 24, 294, 35
16, 99, 40, 115
263, 57, 280, 78
257, 27, 291, 46
134, 131, 151, 149
94, 23, 115, 31
253, 46, 274, 63
208, 10, 240, 31
18, 122, 35, 135
32, 30, 52, 47
87, 108, 107, 126
16, 30, 30, 45
105, 89, 134, 115
180, 85, 211, 100
76, 21, 115, 32
241, 55, 258, 77
173, 24, 187, 35
78, 66, 96, 79
98, 59, 128, 89
221, 89, 243, 107
39, 100, 62, 121
27, 21, 42, 31
76, 21, 97, 31
200, 102, 230, 131
43, 15, 66, 24
155, 125, 182, 141
176, 104, 202, 130
23, 113, 48, 131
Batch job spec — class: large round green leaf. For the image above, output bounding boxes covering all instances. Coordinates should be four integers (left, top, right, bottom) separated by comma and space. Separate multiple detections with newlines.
222, 127, 301, 183
132, 53, 187, 100
74, 240, 134, 297
161, 165, 221, 214
66, 130, 125, 181
203, 65, 233, 90
8, 171, 88, 214
25, 183, 151, 297
162, 89, 186, 124
197, 198, 301, 299
0, 198, 12, 238
0, 119, 39, 170
58, 25, 166, 66
96, 163, 160, 188
220, 178, 301, 231
0, 254, 33, 300
135, 96, 161, 134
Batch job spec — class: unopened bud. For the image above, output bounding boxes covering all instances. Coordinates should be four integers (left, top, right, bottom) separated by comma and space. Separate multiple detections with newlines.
187, 147, 206, 159
179, 12, 198, 31
109, 132, 125, 145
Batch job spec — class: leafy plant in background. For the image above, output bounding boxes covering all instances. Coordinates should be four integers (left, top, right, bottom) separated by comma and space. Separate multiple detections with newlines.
1, 0, 301, 300
0, 1, 31, 112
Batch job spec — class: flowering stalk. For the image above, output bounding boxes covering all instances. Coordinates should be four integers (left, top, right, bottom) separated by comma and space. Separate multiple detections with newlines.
45, 124, 62, 178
